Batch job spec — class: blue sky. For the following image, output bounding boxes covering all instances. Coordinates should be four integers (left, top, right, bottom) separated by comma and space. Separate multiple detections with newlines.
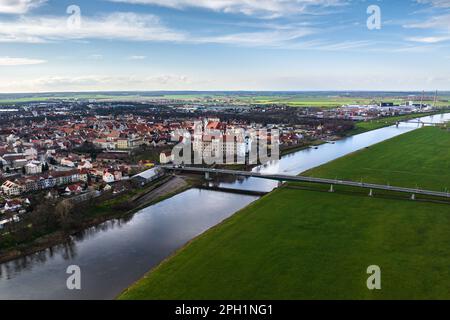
0, 0, 450, 92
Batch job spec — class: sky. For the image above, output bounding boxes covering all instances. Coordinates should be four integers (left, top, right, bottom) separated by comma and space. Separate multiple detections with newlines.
0, 0, 450, 93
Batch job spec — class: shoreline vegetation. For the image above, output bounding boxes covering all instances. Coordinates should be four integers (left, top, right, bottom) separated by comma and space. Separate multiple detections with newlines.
119, 126, 450, 300
0, 110, 447, 265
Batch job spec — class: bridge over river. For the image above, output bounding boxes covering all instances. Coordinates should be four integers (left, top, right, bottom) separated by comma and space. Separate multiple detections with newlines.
163, 165, 450, 201
399, 119, 449, 126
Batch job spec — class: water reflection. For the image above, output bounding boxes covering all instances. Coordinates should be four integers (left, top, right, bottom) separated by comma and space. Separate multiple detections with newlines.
0, 216, 152, 283
0, 190, 258, 299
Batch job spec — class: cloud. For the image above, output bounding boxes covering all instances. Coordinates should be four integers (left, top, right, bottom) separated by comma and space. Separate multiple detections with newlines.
0, 56, 46, 66
129, 55, 147, 60
0, 0, 46, 14
404, 8, 450, 44
199, 28, 314, 47
108, 0, 348, 18
416, 0, 450, 8
404, 14, 450, 29
0, 74, 193, 92
89, 54, 104, 60
0, 11, 316, 47
406, 35, 450, 43
0, 12, 187, 43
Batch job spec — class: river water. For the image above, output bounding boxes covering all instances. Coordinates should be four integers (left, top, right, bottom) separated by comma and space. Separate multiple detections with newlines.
0, 113, 449, 300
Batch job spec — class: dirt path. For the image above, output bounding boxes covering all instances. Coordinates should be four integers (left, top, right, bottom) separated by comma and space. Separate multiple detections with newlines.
134, 176, 189, 208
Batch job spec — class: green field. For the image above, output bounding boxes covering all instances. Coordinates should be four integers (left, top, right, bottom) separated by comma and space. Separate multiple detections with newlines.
2, 92, 448, 108
119, 127, 450, 300
308, 127, 450, 192
235, 95, 449, 108
249, 96, 374, 107
0, 94, 371, 107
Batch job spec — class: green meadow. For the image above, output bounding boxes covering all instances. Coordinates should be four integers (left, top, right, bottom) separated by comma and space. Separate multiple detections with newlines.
350, 112, 446, 135
119, 127, 450, 300
305, 127, 450, 192
2, 92, 448, 109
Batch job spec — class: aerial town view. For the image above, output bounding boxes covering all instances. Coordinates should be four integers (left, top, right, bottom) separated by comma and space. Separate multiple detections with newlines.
1, 0, 450, 314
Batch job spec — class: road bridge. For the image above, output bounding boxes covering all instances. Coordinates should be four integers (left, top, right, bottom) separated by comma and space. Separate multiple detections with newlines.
401, 120, 447, 126
163, 166, 450, 201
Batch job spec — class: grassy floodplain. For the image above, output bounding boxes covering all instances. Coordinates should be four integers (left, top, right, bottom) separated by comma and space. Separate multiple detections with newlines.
121, 127, 450, 299
309, 126, 450, 191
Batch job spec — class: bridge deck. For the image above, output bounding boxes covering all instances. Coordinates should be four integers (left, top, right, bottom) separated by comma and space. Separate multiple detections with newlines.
403, 121, 446, 125
163, 166, 450, 199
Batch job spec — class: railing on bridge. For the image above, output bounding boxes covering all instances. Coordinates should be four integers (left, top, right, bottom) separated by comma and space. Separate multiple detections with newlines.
163, 165, 450, 201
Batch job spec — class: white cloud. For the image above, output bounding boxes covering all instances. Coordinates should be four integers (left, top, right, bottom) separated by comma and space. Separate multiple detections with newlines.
0, 12, 187, 43
406, 35, 450, 43
129, 55, 147, 60
199, 28, 314, 47
89, 54, 104, 60
416, 0, 450, 8
0, 12, 316, 47
108, 0, 348, 18
0, 56, 46, 66
405, 14, 450, 29
404, 9, 450, 43
0, 74, 193, 92
0, 0, 46, 14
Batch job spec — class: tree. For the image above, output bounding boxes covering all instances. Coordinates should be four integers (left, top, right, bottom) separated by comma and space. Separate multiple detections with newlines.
55, 200, 76, 230
42, 162, 49, 172
28, 201, 59, 231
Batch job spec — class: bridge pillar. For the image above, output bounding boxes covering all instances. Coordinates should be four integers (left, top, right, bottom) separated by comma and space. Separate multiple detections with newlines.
205, 172, 210, 180
369, 189, 373, 197
411, 193, 416, 201
329, 184, 334, 193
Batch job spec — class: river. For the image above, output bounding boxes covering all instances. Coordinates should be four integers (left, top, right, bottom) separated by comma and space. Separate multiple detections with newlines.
0, 113, 449, 299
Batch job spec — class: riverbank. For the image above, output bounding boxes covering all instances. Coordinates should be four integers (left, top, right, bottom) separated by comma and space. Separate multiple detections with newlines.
119, 127, 450, 300
0, 175, 196, 264
280, 140, 326, 156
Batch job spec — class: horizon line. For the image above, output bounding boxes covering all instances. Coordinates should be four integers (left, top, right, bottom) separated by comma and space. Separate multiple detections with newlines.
0, 89, 449, 96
